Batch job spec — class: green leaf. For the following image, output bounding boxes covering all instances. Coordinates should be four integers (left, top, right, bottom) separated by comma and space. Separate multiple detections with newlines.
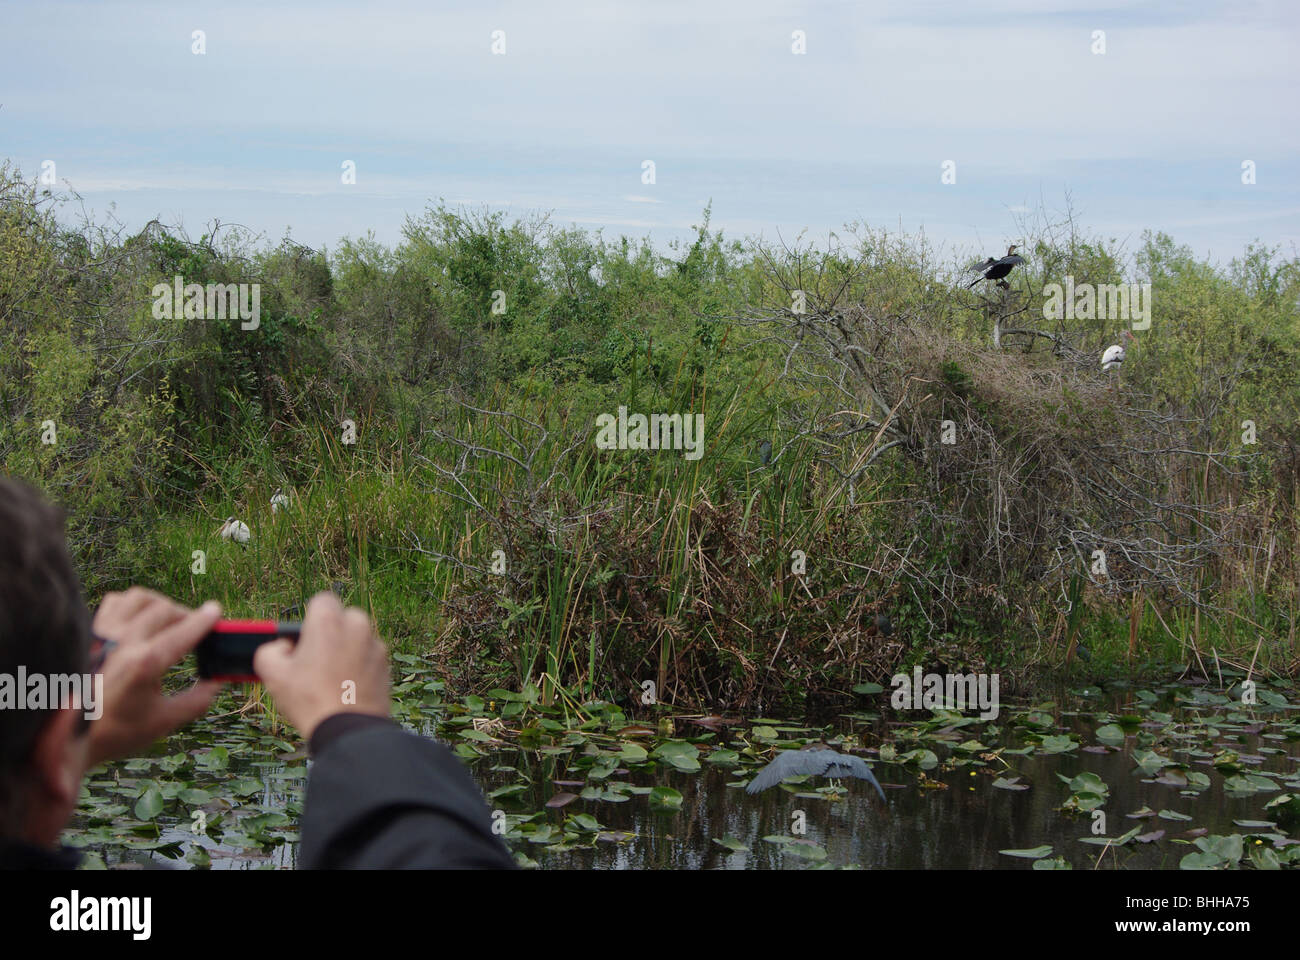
1094, 724, 1125, 744
196, 746, 229, 771
617, 742, 648, 763
1000, 845, 1053, 859
648, 786, 683, 809
993, 777, 1030, 791
226, 779, 264, 798
712, 836, 748, 852
133, 786, 164, 821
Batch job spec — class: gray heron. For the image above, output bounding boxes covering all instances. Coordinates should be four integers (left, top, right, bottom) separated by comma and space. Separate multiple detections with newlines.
746, 745, 886, 800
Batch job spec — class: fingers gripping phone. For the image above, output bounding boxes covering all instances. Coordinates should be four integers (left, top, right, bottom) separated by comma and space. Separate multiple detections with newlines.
196, 620, 300, 681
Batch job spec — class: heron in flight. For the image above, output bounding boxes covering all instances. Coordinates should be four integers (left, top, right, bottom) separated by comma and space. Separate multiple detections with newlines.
968, 245, 1025, 290
746, 745, 886, 800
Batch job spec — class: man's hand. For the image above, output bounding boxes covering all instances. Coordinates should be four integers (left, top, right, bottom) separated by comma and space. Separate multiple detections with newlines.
89, 588, 223, 766
254, 591, 391, 741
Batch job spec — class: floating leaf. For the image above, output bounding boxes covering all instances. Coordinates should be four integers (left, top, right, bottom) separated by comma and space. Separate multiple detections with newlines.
195, 746, 229, 771
648, 786, 683, 809
133, 786, 163, 821
617, 742, 648, 763
226, 779, 263, 798
704, 748, 741, 765
1095, 724, 1126, 744
782, 840, 828, 861
1000, 845, 1053, 859
566, 813, 602, 833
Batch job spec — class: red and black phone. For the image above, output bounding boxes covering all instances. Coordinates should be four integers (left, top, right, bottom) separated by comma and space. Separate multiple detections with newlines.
196, 620, 300, 681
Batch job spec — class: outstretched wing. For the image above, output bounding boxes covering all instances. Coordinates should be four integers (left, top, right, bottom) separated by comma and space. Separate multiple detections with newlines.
966, 257, 995, 287
839, 755, 886, 801
747, 748, 886, 800
746, 749, 803, 794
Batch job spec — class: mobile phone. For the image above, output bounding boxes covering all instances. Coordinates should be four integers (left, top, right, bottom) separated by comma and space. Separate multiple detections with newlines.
196, 620, 301, 681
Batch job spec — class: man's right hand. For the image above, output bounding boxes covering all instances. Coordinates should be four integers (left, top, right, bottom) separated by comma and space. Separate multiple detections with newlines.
254, 592, 392, 741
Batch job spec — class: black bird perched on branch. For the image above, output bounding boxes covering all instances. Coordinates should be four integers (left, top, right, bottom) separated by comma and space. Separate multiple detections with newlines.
968, 245, 1024, 289
746, 744, 886, 800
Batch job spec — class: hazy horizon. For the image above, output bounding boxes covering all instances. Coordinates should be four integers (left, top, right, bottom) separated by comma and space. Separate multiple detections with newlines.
3, 0, 1297, 264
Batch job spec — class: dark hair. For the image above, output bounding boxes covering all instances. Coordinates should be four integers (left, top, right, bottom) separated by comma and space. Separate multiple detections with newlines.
0, 477, 92, 838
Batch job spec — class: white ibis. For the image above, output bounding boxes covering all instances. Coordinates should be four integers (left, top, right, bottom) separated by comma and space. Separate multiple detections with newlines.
968, 245, 1025, 290
270, 487, 291, 513
1101, 329, 1135, 371
219, 517, 251, 544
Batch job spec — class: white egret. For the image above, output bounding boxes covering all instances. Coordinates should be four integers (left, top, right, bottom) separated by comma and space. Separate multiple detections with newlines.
219, 517, 251, 544
270, 487, 291, 513
1101, 329, 1135, 371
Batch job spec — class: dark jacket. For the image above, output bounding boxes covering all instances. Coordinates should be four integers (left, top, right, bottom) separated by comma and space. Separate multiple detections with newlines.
0, 841, 80, 870
300, 714, 515, 869
2, 715, 515, 870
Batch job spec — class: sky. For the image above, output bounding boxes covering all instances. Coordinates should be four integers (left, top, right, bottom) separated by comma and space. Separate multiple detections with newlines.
2, 0, 1298, 265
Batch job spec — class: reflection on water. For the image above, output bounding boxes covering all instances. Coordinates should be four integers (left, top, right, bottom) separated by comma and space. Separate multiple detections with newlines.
66, 683, 1300, 869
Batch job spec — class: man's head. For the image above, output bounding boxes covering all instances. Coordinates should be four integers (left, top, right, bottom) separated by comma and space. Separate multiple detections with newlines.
0, 477, 93, 844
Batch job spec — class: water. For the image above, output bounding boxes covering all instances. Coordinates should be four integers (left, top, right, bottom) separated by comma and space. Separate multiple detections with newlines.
65, 681, 1300, 869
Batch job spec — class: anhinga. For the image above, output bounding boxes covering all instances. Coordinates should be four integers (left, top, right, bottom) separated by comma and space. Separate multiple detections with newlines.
968, 245, 1025, 289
